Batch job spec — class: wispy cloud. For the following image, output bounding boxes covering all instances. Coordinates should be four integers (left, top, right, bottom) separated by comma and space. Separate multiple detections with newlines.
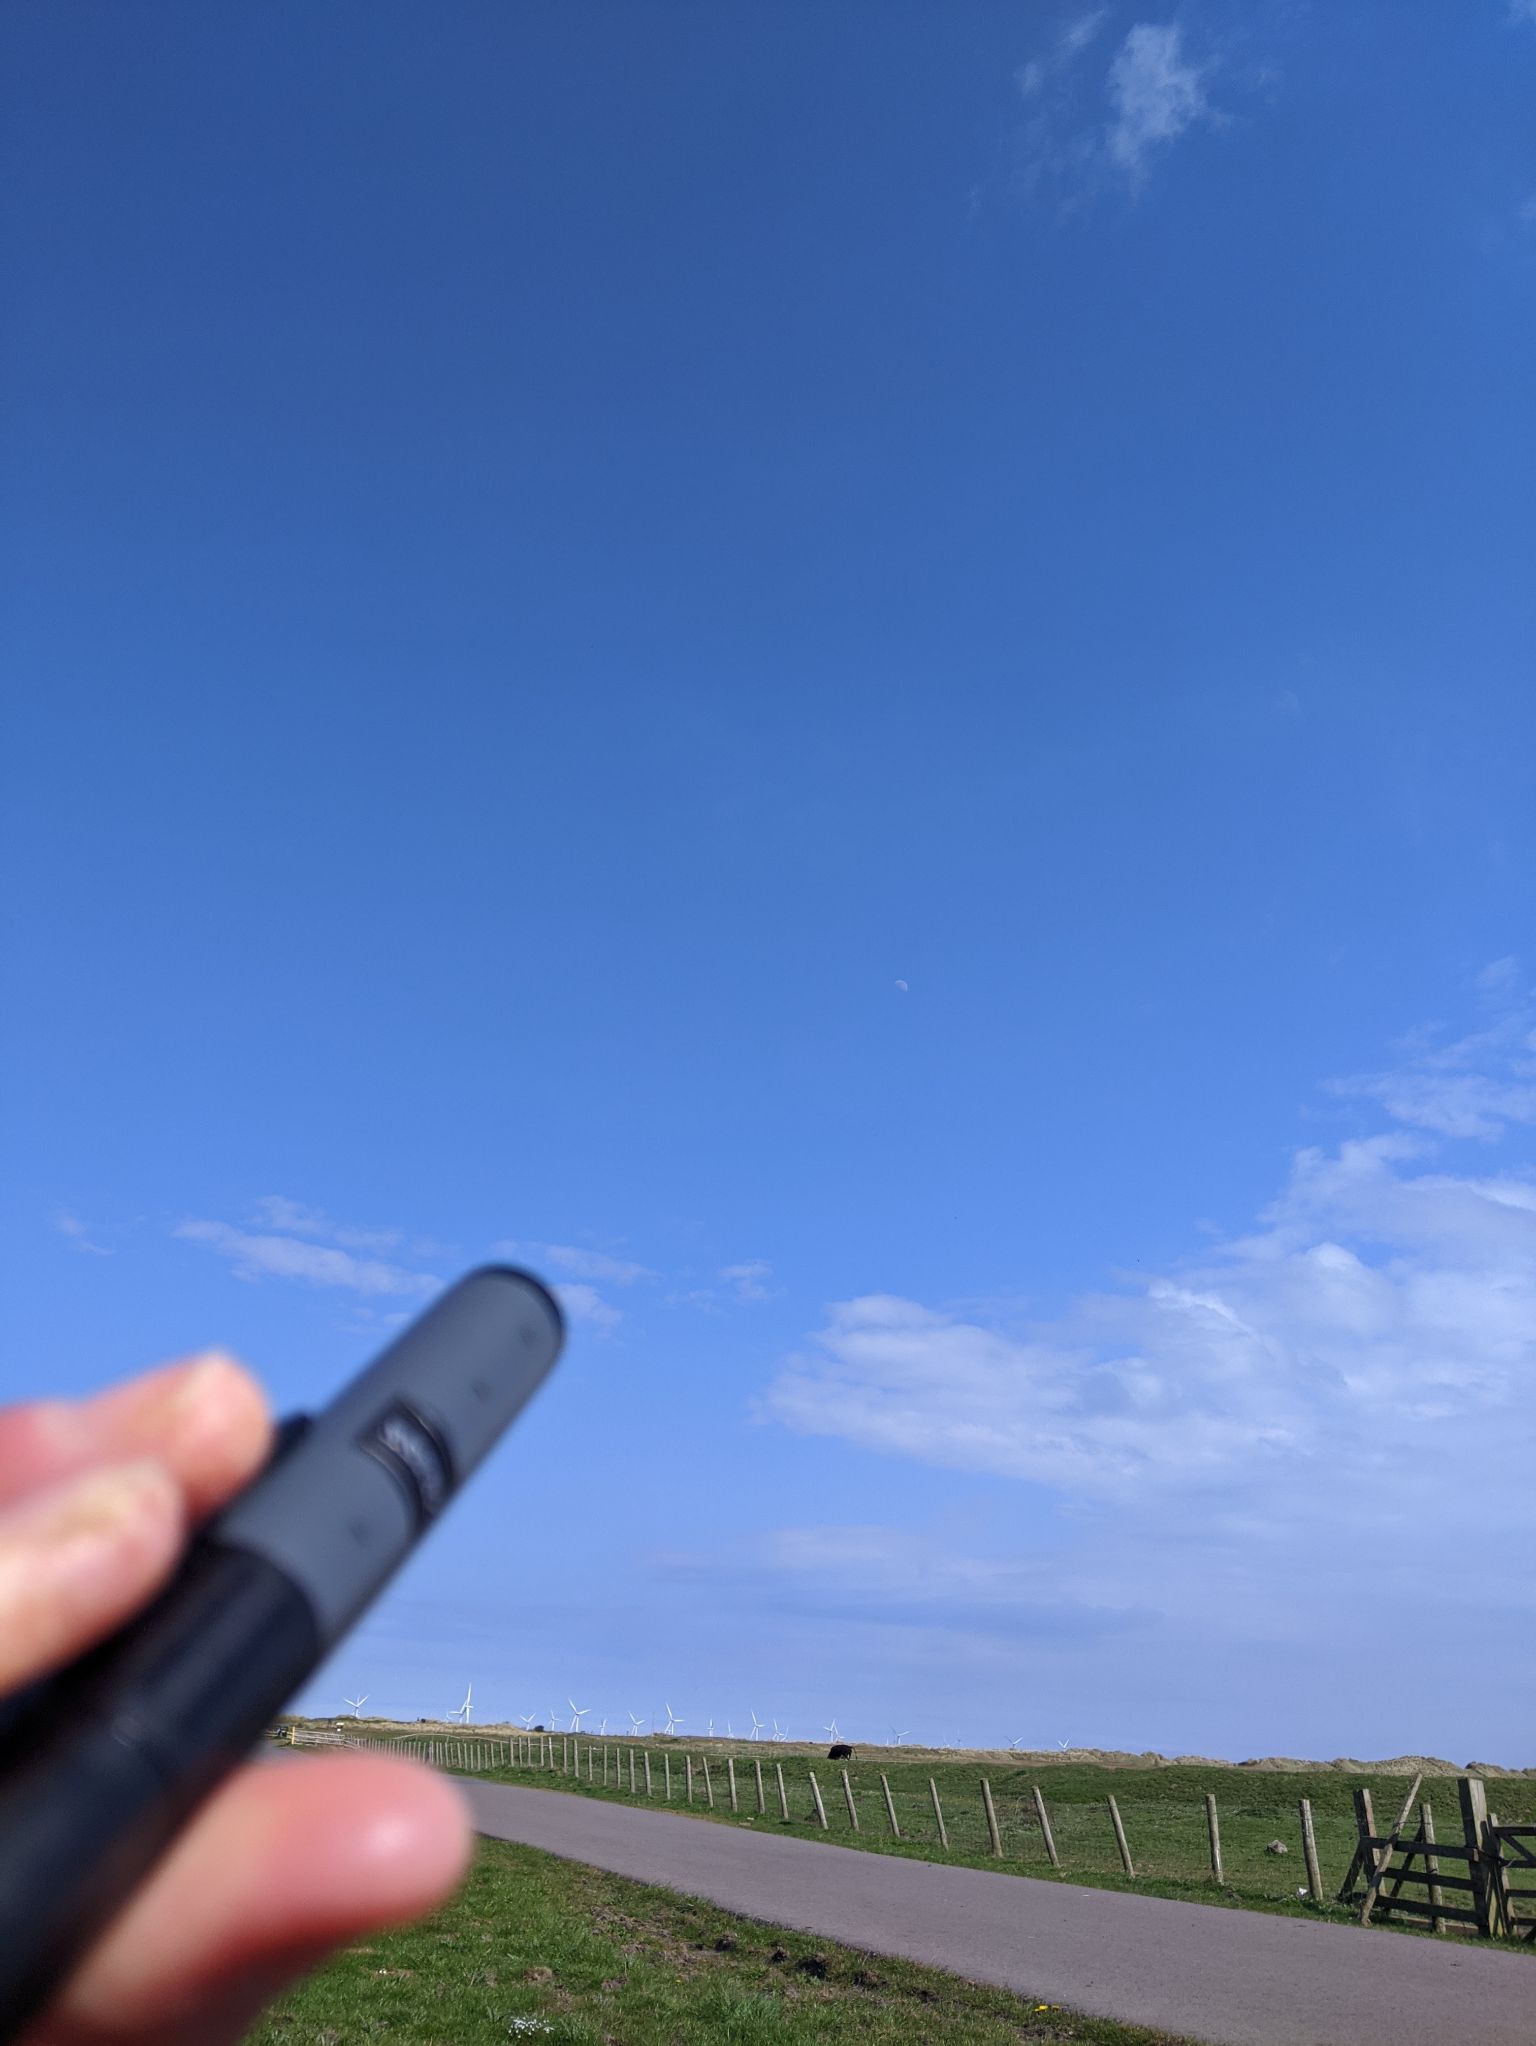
1016, 7, 1110, 100
759, 969, 1536, 1719
1328, 964, 1536, 1139
1509, 2, 1536, 27
495, 1240, 653, 1287
492, 1240, 655, 1332
1106, 25, 1215, 186
657, 1524, 1140, 1643
552, 1282, 623, 1333
54, 1209, 112, 1257
720, 1260, 775, 1303
248, 1195, 407, 1255
175, 1203, 440, 1297
1003, 13, 1236, 210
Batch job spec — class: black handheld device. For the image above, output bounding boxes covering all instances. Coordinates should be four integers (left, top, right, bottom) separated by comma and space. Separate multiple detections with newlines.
0, 1265, 563, 2040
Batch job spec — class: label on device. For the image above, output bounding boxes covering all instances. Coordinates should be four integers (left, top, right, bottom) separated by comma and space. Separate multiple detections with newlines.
359, 1402, 454, 1526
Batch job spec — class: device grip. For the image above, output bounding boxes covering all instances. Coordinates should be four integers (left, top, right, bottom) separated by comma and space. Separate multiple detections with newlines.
0, 1543, 319, 2039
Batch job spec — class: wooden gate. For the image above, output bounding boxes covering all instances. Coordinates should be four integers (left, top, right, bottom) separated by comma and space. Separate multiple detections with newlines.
1343, 1775, 1536, 1940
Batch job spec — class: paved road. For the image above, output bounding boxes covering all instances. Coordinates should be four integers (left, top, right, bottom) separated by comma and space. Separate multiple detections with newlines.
459, 1779, 1535, 2046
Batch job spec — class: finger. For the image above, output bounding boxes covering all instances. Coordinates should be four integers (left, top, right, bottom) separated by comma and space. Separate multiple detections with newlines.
0, 1356, 271, 1519
38, 1755, 471, 2045
0, 1463, 184, 1693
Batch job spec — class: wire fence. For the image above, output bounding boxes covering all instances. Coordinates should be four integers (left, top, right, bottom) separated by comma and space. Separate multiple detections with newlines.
288, 1727, 1429, 1911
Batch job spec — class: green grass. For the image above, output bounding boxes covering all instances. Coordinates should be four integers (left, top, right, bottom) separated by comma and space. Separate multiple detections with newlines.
250, 1835, 1188, 2045
385, 1733, 1536, 1940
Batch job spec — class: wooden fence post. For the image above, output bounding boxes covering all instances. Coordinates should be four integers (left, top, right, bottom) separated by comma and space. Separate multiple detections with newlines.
1421, 1801, 1445, 1935
686, 1756, 695, 1805
1459, 1776, 1493, 1937
663, 1753, 672, 1801
842, 1770, 860, 1831
881, 1773, 901, 1838
775, 1762, 790, 1821
628, 1750, 637, 1795
1459, 1777, 1507, 1938
1032, 1785, 1060, 1868
1299, 1798, 1323, 1902
929, 1778, 949, 1849
602, 1746, 609, 1786
755, 1760, 766, 1814
1338, 1788, 1375, 1901
809, 1771, 829, 1830
644, 1751, 654, 1797
727, 1759, 739, 1813
1205, 1793, 1223, 1884
981, 1779, 1003, 1858
702, 1758, 715, 1808
1107, 1795, 1135, 1877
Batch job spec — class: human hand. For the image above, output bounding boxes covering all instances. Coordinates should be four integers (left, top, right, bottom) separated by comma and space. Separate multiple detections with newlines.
1, 1353, 471, 2045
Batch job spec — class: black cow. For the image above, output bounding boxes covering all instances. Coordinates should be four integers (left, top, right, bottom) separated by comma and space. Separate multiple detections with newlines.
828, 1742, 854, 1761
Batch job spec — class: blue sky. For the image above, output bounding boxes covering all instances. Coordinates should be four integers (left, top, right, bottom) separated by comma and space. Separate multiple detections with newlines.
4, 1, 1535, 1759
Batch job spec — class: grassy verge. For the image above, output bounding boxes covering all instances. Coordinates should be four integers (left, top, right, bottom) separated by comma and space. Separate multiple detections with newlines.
443, 1745, 1535, 1943
251, 1835, 1188, 2045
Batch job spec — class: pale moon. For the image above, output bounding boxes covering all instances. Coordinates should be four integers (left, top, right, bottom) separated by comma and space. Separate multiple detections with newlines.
894, 979, 909, 991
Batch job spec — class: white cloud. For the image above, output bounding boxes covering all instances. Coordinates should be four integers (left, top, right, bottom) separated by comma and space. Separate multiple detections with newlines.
1004, 13, 1234, 210
553, 1282, 622, 1332
1509, 1, 1536, 27
721, 1260, 775, 1302
760, 971, 1536, 1710
1329, 983, 1536, 1138
495, 1241, 653, 1286
250, 1194, 405, 1254
174, 1218, 438, 1297
54, 1209, 112, 1256
1016, 7, 1110, 98
1106, 24, 1214, 184
766, 1122, 1536, 1494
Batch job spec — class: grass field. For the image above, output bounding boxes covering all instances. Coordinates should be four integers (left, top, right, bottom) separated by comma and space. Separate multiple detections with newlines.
301, 1723, 1536, 1939
251, 1835, 1187, 2046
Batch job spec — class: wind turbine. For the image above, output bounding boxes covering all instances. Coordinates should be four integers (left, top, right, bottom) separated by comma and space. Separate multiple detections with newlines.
1057, 1738, 1072, 1752
628, 1711, 646, 1735
705, 1717, 716, 1738
568, 1699, 590, 1732
889, 1727, 908, 1746
662, 1703, 683, 1735
342, 1694, 369, 1719
598, 1716, 609, 1736
517, 1713, 536, 1729
822, 1718, 841, 1742
748, 1711, 765, 1740
451, 1684, 473, 1724
772, 1719, 787, 1743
